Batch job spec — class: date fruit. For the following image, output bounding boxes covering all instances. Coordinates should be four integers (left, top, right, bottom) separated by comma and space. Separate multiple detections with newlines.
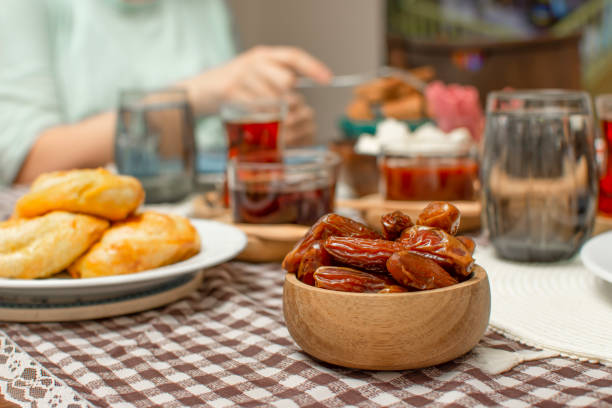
416, 201, 460, 235
457, 236, 475, 255
297, 241, 332, 286
387, 251, 458, 290
323, 237, 401, 273
284, 203, 477, 294
378, 285, 409, 294
381, 211, 414, 240
398, 225, 474, 277
282, 214, 381, 274
313, 266, 405, 293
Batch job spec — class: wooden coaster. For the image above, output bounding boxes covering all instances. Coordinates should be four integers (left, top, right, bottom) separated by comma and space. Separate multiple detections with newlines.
192, 194, 308, 263
0, 272, 203, 323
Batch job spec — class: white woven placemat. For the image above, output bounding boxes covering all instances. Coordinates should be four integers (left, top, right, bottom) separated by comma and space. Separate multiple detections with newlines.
476, 246, 612, 365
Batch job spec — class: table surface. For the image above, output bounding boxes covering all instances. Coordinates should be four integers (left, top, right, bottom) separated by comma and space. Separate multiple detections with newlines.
1, 188, 612, 408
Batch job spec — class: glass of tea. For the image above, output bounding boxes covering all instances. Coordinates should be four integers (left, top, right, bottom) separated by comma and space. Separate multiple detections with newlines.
220, 99, 287, 163
379, 144, 479, 202
227, 149, 340, 225
595, 95, 612, 215
482, 90, 598, 262
115, 88, 195, 203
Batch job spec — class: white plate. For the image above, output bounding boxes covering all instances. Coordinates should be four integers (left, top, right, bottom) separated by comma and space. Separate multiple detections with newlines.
580, 231, 612, 284
0, 219, 247, 302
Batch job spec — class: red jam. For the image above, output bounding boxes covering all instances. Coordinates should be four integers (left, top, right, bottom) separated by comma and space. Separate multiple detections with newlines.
381, 156, 479, 201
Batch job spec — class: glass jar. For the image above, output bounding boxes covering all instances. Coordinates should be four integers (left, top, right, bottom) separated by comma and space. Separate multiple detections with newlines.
379, 144, 479, 202
227, 149, 340, 225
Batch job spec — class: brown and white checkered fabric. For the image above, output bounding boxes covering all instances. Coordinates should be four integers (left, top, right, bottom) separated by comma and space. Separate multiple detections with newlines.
2, 261, 612, 407
1, 188, 612, 407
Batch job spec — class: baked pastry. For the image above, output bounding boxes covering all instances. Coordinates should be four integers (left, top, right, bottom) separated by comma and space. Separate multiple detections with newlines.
14, 168, 144, 221
345, 66, 435, 122
408, 65, 435, 82
0, 212, 109, 279
354, 77, 405, 103
346, 98, 374, 121
382, 94, 424, 120
69, 211, 201, 278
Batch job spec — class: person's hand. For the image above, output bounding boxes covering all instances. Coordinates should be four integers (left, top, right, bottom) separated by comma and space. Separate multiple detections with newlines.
283, 92, 316, 147
218, 46, 331, 103
184, 46, 332, 115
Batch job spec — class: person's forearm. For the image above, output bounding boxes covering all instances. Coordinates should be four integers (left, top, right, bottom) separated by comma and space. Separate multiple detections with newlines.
15, 112, 116, 184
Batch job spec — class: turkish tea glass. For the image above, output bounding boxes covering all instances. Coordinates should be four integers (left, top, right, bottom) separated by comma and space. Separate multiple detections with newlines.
115, 88, 195, 203
482, 90, 598, 262
221, 99, 287, 163
595, 95, 612, 214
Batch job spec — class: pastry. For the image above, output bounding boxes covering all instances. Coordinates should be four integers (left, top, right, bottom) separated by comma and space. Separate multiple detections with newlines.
0, 211, 109, 279
14, 168, 144, 221
344, 65, 435, 123
408, 65, 435, 82
69, 211, 200, 278
354, 77, 404, 103
381, 94, 424, 120
346, 98, 374, 121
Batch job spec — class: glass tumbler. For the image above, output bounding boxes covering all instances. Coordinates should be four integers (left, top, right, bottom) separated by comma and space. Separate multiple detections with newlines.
482, 90, 598, 262
115, 88, 195, 203
221, 99, 287, 163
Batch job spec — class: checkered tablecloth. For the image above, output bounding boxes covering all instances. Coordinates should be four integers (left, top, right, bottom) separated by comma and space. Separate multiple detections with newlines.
1, 189, 612, 407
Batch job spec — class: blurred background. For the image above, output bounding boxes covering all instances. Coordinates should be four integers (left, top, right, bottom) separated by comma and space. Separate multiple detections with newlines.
228, 0, 612, 143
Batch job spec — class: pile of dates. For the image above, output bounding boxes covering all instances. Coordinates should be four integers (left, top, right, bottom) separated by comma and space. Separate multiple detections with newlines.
282, 201, 476, 293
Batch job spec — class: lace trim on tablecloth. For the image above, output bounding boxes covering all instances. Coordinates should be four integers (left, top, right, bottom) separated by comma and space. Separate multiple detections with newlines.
0, 330, 90, 408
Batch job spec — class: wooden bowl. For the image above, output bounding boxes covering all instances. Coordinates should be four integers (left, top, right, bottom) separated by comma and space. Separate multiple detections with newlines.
283, 265, 490, 370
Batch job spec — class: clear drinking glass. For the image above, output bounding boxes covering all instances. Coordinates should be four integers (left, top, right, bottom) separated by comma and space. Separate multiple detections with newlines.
482, 90, 598, 262
115, 88, 195, 203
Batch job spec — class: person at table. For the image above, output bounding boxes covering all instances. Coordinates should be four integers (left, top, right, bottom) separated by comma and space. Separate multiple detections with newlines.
0, 0, 332, 186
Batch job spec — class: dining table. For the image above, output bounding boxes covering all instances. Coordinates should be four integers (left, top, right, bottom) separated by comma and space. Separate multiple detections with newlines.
1, 187, 612, 408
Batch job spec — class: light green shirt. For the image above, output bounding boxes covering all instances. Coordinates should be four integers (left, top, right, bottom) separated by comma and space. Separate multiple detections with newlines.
0, 0, 236, 185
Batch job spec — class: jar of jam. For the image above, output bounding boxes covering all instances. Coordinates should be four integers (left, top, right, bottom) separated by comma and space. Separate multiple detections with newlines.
380, 144, 479, 202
